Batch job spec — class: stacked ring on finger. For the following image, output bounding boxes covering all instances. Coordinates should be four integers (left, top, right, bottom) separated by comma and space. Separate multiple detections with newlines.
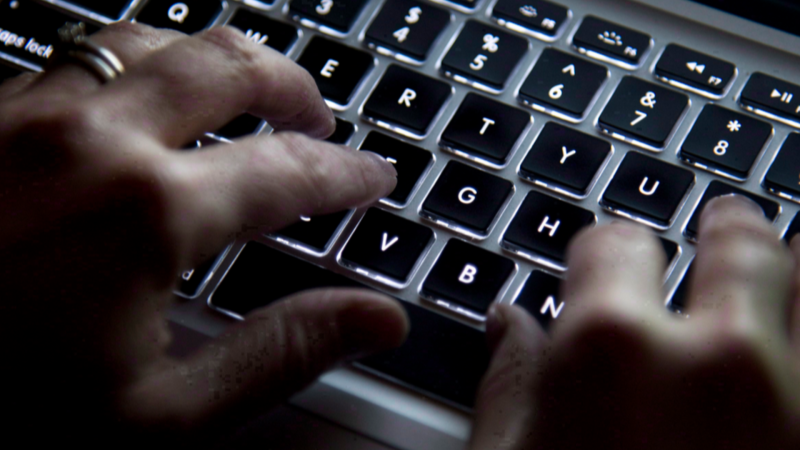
54, 22, 125, 84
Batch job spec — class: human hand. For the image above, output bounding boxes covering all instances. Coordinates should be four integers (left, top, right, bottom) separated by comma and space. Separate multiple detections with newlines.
0, 22, 407, 445
470, 195, 800, 449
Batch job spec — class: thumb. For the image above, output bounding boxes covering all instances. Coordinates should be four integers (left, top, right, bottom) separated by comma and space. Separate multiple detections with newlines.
121, 288, 409, 439
469, 304, 547, 450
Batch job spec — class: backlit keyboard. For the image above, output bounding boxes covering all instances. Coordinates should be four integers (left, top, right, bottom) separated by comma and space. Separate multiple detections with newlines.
5, 0, 800, 411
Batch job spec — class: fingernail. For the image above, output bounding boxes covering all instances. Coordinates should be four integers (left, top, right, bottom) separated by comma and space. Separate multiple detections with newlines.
705, 194, 764, 217
338, 297, 408, 357
360, 151, 398, 178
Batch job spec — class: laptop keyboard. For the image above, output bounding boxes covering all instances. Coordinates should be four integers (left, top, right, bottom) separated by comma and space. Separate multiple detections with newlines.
4, 0, 800, 410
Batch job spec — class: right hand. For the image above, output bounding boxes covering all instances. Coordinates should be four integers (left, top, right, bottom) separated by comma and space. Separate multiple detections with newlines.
470, 195, 800, 449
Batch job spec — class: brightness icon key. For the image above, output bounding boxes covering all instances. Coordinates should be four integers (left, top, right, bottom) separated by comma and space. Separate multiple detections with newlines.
572, 16, 651, 67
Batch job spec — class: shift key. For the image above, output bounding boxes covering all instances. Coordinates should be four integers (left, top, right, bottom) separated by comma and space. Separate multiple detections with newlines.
0, 0, 99, 69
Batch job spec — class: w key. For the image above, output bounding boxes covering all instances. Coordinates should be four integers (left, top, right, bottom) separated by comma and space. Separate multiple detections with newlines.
441, 20, 528, 92
421, 161, 514, 237
340, 208, 434, 285
440, 93, 532, 167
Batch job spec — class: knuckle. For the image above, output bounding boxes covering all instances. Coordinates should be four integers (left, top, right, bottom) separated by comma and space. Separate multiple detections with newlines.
7, 103, 104, 159
96, 21, 181, 50
199, 26, 263, 82
271, 132, 332, 207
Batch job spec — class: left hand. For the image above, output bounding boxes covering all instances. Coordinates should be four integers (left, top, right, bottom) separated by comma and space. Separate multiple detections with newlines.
470, 195, 800, 449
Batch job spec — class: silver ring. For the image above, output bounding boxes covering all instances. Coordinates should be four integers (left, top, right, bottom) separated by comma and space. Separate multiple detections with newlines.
56, 22, 125, 84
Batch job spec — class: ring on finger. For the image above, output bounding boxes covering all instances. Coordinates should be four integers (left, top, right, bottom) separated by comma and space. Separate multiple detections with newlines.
53, 22, 125, 84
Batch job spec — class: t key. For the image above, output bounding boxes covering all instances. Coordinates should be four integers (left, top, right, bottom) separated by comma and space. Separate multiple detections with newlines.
363, 64, 452, 138
598, 76, 689, 150
679, 104, 772, 180
441, 20, 528, 92
440, 93, 532, 167
339, 208, 434, 285
518, 48, 608, 121
601, 151, 695, 229
296, 36, 374, 107
421, 161, 514, 237
136, 0, 223, 34
422, 239, 516, 319
289, 0, 369, 34
364, 0, 450, 63
502, 190, 595, 269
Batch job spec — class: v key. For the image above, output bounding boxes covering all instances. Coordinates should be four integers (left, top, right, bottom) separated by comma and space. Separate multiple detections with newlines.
340, 208, 434, 283
381, 233, 399, 251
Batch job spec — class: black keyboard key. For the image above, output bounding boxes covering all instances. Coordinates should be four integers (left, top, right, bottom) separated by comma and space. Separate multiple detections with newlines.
679, 105, 772, 180
363, 65, 452, 138
440, 93, 531, 167
227, 8, 299, 54
654, 44, 736, 97
422, 239, 515, 317
357, 300, 490, 409
572, 16, 652, 67
176, 250, 226, 298
340, 208, 434, 284
518, 48, 608, 121
740, 73, 800, 127
296, 36, 373, 107
272, 210, 351, 253
0, 62, 22, 82
684, 180, 780, 241
598, 76, 689, 149
601, 151, 695, 229
0, 0, 99, 68
136, 0, 222, 34
519, 122, 612, 197
325, 118, 355, 145
512, 270, 562, 331
441, 20, 528, 92
783, 211, 800, 243
67, 0, 131, 19
213, 114, 263, 140
359, 132, 433, 207
764, 133, 800, 201
491, 0, 570, 40
364, 0, 450, 62
289, 0, 368, 34
502, 190, 595, 267
211, 242, 490, 409
421, 161, 514, 236
668, 260, 693, 313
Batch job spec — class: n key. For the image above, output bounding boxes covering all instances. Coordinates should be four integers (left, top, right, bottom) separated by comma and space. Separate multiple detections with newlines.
363, 64, 452, 138
513, 270, 562, 331
340, 208, 434, 285
296, 36, 374, 107
422, 239, 516, 319
601, 151, 694, 229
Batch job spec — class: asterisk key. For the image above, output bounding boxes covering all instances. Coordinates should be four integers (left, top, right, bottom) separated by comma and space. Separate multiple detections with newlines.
727, 120, 741, 132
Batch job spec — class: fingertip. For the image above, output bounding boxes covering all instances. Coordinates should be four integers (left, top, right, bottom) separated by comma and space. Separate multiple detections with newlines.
356, 151, 398, 204
337, 292, 409, 358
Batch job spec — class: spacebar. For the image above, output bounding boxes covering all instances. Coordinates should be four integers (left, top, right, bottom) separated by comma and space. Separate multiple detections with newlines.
210, 241, 490, 409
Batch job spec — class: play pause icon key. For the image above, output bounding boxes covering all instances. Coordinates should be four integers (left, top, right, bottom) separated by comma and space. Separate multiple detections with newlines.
741, 72, 800, 125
